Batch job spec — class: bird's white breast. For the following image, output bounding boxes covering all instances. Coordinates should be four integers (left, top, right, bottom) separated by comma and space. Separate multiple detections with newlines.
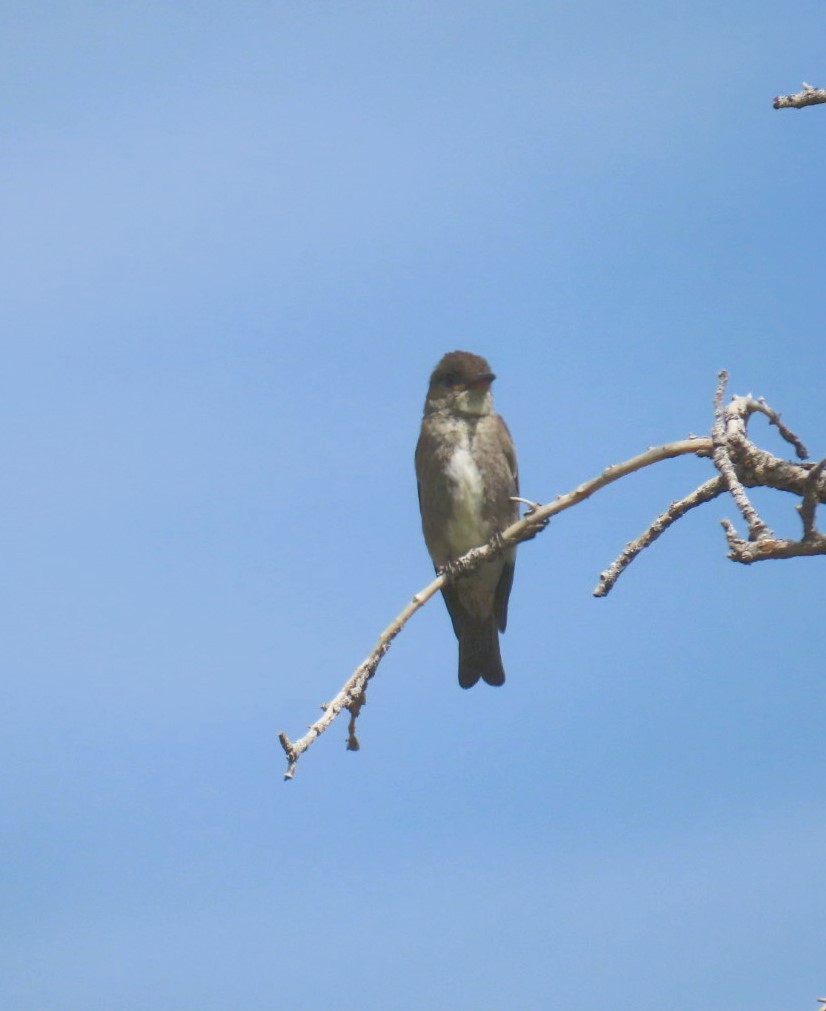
445, 435, 487, 554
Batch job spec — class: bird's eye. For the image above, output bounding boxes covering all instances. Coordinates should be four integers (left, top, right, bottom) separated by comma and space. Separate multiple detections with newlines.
442, 373, 459, 387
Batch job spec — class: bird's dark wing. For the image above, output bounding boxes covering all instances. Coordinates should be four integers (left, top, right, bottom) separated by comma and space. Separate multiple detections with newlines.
492, 414, 518, 633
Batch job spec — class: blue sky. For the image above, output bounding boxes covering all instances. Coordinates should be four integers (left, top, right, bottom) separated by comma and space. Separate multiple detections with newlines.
3, 2, 826, 1009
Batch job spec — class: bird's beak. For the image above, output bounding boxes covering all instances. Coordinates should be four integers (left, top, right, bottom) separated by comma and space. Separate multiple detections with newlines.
467, 371, 496, 389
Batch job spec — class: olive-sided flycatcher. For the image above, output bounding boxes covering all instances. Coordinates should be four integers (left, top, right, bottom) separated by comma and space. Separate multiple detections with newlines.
415, 351, 519, 688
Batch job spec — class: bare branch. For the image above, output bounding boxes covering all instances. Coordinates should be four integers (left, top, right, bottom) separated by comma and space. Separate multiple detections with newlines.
278, 570, 446, 779
596, 386, 823, 587
515, 438, 714, 531
721, 520, 826, 563
773, 82, 826, 109
712, 372, 772, 543
594, 476, 727, 597
278, 437, 712, 778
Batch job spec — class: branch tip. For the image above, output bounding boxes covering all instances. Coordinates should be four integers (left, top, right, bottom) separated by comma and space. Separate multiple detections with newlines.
773, 83, 826, 109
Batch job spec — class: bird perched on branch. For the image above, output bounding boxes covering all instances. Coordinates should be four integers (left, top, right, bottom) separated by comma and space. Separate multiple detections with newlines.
415, 351, 519, 688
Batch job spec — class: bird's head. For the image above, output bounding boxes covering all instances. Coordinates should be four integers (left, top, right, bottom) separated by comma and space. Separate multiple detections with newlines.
424, 350, 496, 417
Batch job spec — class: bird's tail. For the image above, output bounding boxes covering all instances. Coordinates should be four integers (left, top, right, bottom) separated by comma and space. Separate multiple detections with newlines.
458, 617, 505, 689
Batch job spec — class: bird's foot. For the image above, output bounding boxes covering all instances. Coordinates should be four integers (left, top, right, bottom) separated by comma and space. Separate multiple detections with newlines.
519, 499, 550, 541
438, 558, 463, 582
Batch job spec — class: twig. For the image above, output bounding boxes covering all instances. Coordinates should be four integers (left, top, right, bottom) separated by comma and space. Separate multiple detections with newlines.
346, 693, 365, 751
752, 398, 808, 460
720, 520, 826, 564
773, 82, 826, 109
798, 458, 826, 540
594, 476, 726, 597
278, 573, 445, 779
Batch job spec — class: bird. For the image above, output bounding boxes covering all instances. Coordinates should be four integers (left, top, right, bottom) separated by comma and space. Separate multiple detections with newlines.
415, 350, 519, 688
